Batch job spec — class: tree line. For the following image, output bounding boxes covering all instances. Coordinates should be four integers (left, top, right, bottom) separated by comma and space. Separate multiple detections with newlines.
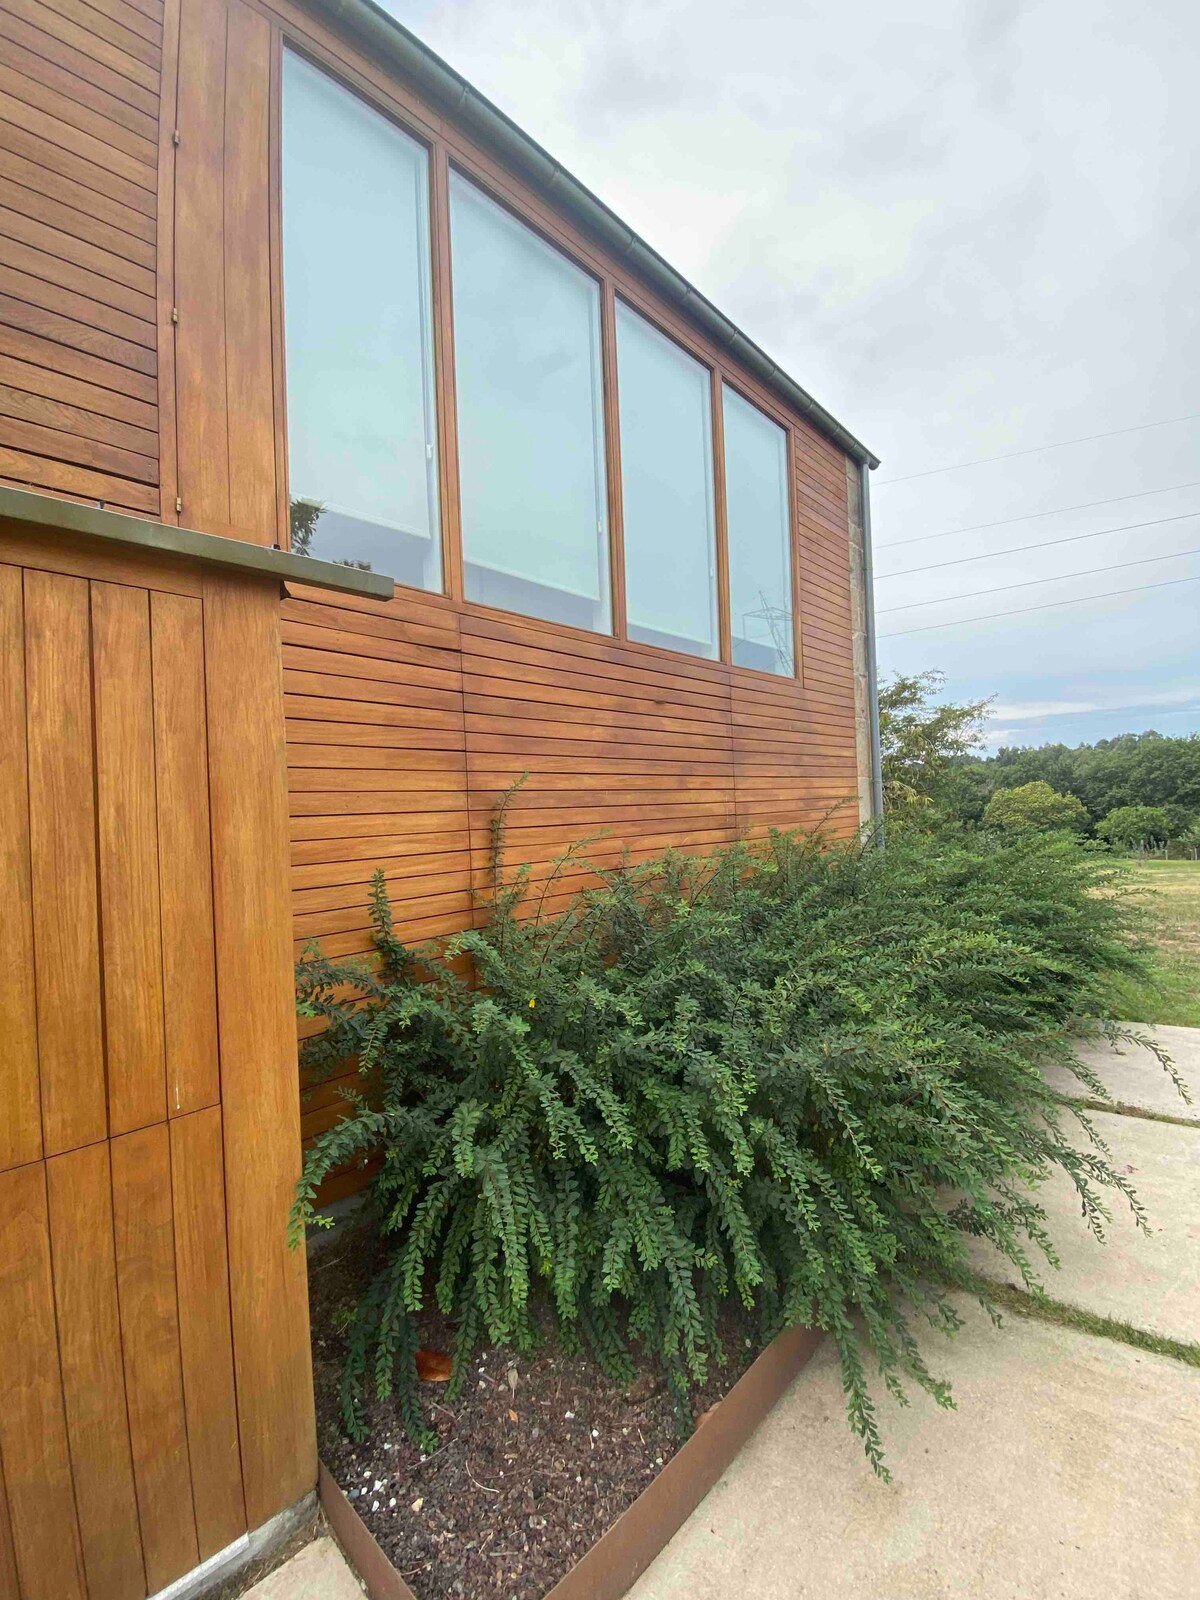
879, 671, 1200, 852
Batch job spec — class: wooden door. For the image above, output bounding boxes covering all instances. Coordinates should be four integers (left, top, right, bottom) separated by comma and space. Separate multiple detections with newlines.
0, 531, 315, 1600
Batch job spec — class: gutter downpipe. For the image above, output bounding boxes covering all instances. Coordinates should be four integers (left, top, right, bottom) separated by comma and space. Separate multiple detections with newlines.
860, 462, 885, 839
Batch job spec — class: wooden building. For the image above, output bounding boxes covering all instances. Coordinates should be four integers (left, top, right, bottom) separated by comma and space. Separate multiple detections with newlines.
0, 0, 880, 1595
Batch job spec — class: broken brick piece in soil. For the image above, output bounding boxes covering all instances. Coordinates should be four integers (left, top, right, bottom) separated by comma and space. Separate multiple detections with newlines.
308, 1224, 763, 1600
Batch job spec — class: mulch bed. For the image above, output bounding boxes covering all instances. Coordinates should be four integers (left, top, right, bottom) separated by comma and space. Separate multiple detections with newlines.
309, 1223, 762, 1600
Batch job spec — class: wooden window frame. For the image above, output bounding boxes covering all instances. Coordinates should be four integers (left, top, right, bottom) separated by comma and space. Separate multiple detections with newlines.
613, 292, 724, 664
267, 15, 808, 681
271, 37, 453, 595
719, 372, 803, 685
441, 157, 617, 637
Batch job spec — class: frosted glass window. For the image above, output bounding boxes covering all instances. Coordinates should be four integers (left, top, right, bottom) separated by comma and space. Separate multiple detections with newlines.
616, 304, 717, 658
450, 173, 610, 632
282, 51, 440, 589
724, 387, 794, 675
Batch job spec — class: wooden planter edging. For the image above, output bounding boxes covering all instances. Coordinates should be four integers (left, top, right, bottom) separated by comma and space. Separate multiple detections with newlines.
319, 1323, 823, 1600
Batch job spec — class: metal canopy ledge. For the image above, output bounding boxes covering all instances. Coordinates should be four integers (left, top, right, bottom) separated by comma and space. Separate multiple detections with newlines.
0, 486, 395, 599
307, 0, 880, 471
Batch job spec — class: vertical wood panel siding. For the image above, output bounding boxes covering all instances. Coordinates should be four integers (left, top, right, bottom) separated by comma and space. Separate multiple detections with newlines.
173, 0, 277, 538
0, 532, 316, 1598
0, 0, 165, 514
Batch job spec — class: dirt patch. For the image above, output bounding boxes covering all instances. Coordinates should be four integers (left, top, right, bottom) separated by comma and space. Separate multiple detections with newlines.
309, 1226, 761, 1600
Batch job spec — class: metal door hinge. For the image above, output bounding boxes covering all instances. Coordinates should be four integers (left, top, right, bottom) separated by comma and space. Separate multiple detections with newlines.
172, 128, 181, 146
171, 307, 179, 323
175, 496, 183, 513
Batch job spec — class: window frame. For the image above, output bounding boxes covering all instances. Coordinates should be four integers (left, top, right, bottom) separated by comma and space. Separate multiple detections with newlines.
270, 24, 806, 681
276, 43, 444, 592
719, 375, 804, 683
444, 160, 615, 636
271, 37, 459, 603
611, 292, 721, 662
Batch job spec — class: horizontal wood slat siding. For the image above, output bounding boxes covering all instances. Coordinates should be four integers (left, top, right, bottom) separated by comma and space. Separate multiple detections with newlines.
0, 0, 166, 515
286, 475, 860, 1189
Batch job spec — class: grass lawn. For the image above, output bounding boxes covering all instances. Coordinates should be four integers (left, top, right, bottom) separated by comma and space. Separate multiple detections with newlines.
1107, 858, 1200, 1027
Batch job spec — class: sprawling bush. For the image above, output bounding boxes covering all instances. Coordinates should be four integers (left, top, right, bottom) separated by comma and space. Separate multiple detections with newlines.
294, 818, 1184, 1474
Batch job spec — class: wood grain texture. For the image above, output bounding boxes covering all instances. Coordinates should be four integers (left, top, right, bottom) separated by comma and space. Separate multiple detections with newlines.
0, 1163, 86, 1600
155, 0, 180, 520
46, 1143, 146, 1600
151, 590, 220, 1114
223, 0, 277, 540
173, 0, 229, 528
0, 531, 325, 1599
0, 0, 164, 510
0, 2, 160, 120
0, 1446, 18, 1600
170, 1106, 247, 1558
0, 562, 39, 1171
23, 567, 106, 1154
92, 579, 169, 1134
111, 1122, 200, 1594
204, 570, 316, 1526
174, 0, 284, 538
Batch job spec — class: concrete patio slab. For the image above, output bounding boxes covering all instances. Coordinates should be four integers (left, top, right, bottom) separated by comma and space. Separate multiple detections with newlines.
1051, 1024, 1199, 1122
628, 1301, 1200, 1600
966, 1108, 1200, 1342
240, 1537, 362, 1600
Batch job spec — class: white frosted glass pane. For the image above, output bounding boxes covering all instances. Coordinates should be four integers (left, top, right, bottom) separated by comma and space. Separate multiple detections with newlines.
616, 303, 717, 658
450, 173, 610, 632
282, 51, 440, 589
724, 386, 793, 676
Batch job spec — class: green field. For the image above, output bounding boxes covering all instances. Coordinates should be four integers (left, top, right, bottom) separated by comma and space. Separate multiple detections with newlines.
1107, 859, 1200, 1027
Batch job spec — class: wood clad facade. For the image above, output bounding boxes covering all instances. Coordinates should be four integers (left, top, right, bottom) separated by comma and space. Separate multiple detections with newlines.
1, 4, 871, 1586
0, 0, 170, 515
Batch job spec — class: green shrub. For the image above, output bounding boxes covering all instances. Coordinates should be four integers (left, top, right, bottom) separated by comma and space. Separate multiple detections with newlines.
294, 817, 1182, 1476
983, 780, 1090, 833
1097, 803, 1173, 850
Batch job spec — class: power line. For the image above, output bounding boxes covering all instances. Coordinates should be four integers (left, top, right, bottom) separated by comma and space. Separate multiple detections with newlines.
877, 573, 1200, 638
873, 480, 1200, 552
877, 547, 1200, 614
875, 509, 1200, 580
873, 411, 1200, 486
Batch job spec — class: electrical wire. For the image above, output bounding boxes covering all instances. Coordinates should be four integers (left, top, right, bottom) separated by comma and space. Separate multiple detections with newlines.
873, 411, 1200, 485
873, 480, 1200, 552
876, 547, 1200, 614
875, 509, 1200, 580
877, 573, 1200, 638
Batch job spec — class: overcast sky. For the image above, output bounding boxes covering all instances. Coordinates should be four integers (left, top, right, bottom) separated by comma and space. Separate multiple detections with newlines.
388, 0, 1199, 752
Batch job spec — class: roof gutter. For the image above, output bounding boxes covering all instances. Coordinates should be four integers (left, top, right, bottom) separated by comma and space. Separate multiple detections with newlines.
307, 0, 880, 470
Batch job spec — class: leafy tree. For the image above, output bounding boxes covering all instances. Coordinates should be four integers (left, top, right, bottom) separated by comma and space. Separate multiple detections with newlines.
1163, 803, 1198, 839
878, 670, 992, 817
1097, 804, 1173, 849
983, 781, 1090, 833
956, 731, 1200, 827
